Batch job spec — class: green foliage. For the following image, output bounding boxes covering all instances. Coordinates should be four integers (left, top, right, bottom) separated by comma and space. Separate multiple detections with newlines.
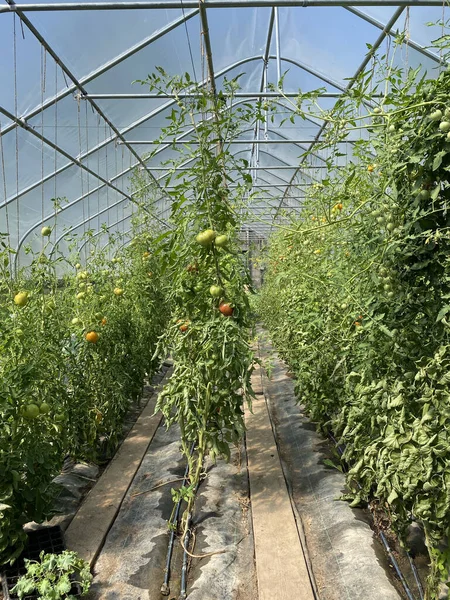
0, 201, 168, 565
137, 70, 259, 519
258, 38, 450, 599
11, 550, 92, 599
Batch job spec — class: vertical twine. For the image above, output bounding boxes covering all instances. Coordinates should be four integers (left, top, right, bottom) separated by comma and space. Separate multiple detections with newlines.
85, 101, 90, 255
54, 61, 58, 236
14, 15, 20, 259
41, 46, 46, 248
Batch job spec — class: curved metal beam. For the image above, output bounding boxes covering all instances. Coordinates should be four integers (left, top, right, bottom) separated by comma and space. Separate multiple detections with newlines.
1, 55, 264, 210
78, 204, 171, 257
274, 6, 405, 226
0, 9, 200, 139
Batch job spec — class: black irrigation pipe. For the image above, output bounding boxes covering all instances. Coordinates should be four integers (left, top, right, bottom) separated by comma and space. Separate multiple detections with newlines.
379, 531, 416, 600
179, 514, 192, 600
161, 442, 195, 597
328, 433, 421, 600
408, 554, 425, 600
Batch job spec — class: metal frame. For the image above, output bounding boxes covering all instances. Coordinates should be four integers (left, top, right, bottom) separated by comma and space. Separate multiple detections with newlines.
273, 4, 406, 223
0, 0, 444, 248
0, 1, 445, 12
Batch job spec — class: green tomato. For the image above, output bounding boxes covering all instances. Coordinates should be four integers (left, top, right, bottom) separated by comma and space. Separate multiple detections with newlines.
23, 404, 40, 419
71, 317, 82, 325
39, 402, 51, 415
430, 109, 443, 121
439, 121, 450, 133
210, 285, 223, 298
196, 229, 216, 247
41, 226, 52, 237
386, 223, 395, 232
76, 292, 86, 300
215, 234, 229, 248
418, 190, 430, 201
14, 291, 29, 307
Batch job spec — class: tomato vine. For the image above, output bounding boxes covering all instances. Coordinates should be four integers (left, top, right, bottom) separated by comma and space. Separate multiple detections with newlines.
259, 36, 450, 599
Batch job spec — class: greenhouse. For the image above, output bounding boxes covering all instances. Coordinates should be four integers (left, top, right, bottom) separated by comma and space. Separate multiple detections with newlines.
1, 1, 450, 599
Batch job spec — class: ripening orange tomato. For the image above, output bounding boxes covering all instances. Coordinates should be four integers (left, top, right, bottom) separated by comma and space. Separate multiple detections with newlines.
85, 331, 99, 343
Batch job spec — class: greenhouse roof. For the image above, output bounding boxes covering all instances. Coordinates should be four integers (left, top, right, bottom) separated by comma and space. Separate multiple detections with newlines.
0, 0, 446, 263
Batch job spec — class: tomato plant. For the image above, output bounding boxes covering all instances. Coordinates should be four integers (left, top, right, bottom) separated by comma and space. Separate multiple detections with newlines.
0, 201, 168, 565
136, 69, 261, 536
259, 35, 450, 599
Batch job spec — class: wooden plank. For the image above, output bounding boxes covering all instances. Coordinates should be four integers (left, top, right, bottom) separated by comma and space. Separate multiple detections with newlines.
65, 392, 163, 566
246, 365, 315, 600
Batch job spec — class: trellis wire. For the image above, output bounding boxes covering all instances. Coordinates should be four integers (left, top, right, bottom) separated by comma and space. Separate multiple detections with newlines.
14, 14, 20, 260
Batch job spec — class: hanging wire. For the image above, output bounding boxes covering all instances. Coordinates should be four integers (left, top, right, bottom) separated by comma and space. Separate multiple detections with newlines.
14, 14, 20, 257
121, 143, 125, 234
0, 119, 10, 246
41, 45, 47, 249
97, 115, 101, 236
114, 135, 119, 231
54, 59, 58, 239
181, 0, 198, 83
85, 100, 90, 254
77, 95, 85, 240
440, 0, 446, 68
105, 122, 110, 229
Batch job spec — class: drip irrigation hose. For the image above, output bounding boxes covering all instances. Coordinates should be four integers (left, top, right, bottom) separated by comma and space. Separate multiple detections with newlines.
328, 433, 419, 600
161, 442, 195, 597
408, 553, 424, 600
379, 531, 416, 600
179, 513, 192, 600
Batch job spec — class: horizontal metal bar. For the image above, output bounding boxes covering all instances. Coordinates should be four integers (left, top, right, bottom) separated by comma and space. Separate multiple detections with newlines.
121, 138, 355, 145
164, 183, 309, 188
0, 9, 198, 139
84, 91, 382, 99
145, 164, 341, 170
0, 104, 136, 204
345, 6, 442, 65
0, 1, 444, 12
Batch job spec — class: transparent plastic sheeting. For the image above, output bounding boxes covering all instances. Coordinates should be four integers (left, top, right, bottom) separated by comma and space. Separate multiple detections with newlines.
0, 3, 447, 264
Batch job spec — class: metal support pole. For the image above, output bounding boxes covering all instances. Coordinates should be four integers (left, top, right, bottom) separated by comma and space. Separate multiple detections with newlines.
0, 1, 445, 13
